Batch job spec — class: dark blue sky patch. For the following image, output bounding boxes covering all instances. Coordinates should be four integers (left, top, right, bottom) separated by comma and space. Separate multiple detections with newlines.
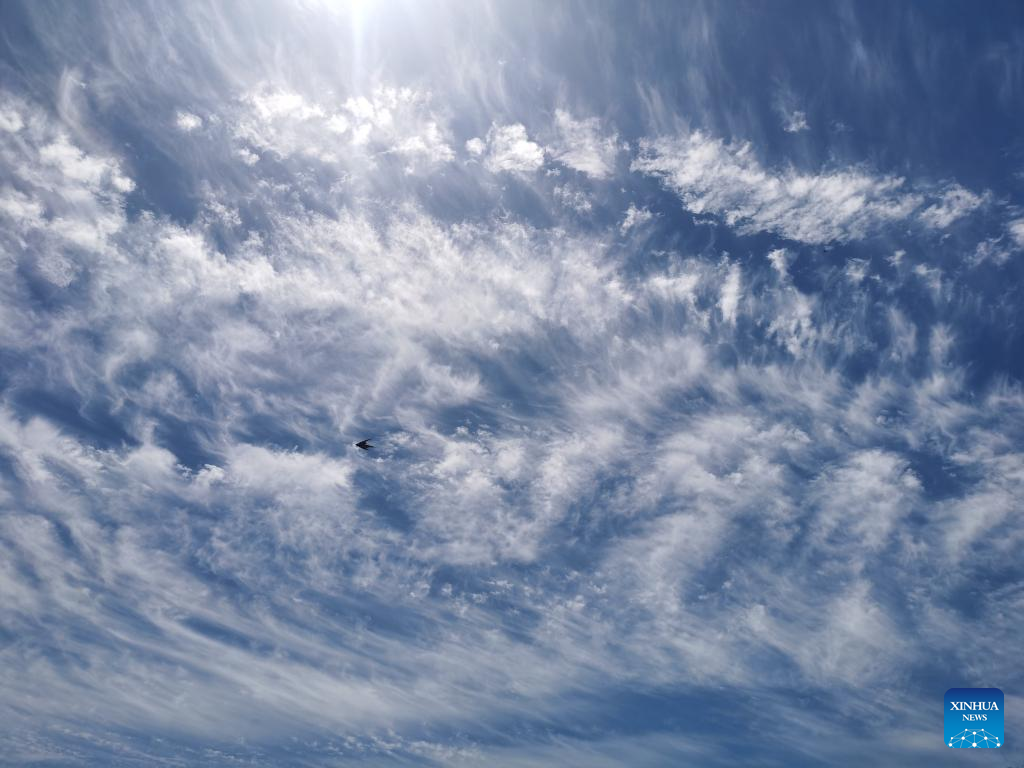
9, 387, 138, 451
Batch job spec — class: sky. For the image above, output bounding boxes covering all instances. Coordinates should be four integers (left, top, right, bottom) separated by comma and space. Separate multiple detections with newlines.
1, 1, 1024, 765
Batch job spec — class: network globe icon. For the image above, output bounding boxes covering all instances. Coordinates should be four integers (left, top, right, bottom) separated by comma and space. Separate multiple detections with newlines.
945, 688, 1004, 749
948, 728, 1001, 748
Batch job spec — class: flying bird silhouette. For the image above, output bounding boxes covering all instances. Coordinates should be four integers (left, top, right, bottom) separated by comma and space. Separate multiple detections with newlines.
355, 439, 373, 450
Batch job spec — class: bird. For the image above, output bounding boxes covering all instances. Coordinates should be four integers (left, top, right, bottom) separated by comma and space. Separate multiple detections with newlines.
355, 439, 373, 451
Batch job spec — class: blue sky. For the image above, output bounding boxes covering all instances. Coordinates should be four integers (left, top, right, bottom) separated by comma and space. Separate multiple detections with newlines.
1, 1, 1023, 765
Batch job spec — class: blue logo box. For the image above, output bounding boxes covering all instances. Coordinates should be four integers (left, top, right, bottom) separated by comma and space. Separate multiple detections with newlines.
945, 688, 1003, 748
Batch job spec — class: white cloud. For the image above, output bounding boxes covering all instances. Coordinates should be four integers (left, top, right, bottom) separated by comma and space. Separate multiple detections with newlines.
620, 203, 653, 233
552, 184, 592, 213
773, 86, 810, 133
175, 111, 203, 132
886, 308, 918, 362
939, 432, 1024, 559
38, 135, 134, 192
781, 109, 809, 133
395, 120, 455, 166
845, 258, 869, 284
550, 109, 619, 178
766, 285, 818, 357
750, 580, 910, 687
718, 263, 742, 324
472, 122, 545, 174
0, 102, 23, 132
0, 94, 134, 288
233, 85, 455, 170
235, 146, 259, 165
0, 188, 44, 228
972, 236, 1013, 265
917, 184, 987, 228
633, 131, 988, 244
1009, 217, 1024, 248
766, 247, 790, 275
812, 450, 921, 559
